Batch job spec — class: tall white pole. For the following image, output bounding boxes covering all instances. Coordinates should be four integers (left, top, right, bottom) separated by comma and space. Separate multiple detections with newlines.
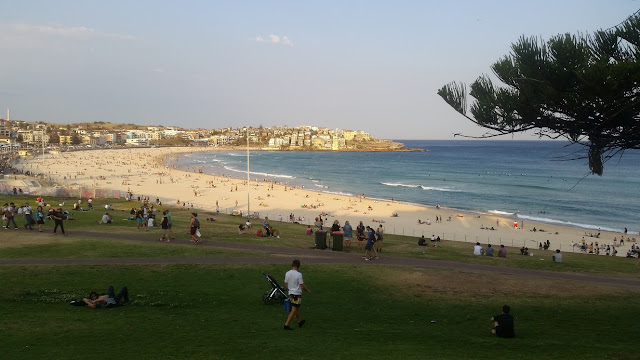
247, 128, 250, 218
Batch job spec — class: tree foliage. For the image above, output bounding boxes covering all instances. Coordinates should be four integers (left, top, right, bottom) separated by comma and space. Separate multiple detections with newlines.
438, 11, 640, 175
70, 133, 82, 145
48, 133, 60, 144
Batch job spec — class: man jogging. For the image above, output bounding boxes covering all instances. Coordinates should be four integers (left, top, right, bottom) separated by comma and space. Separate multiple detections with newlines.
284, 259, 311, 330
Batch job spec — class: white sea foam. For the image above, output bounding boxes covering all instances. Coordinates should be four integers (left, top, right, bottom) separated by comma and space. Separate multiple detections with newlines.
381, 182, 457, 192
226, 152, 258, 157
516, 214, 620, 232
323, 190, 355, 197
220, 165, 295, 179
488, 210, 515, 216
382, 182, 420, 188
420, 186, 459, 192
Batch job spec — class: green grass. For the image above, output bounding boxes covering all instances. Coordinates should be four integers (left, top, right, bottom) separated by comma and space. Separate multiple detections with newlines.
1, 265, 638, 360
2, 194, 639, 277
0, 238, 258, 259
0, 195, 640, 278
2, 194, 640, 359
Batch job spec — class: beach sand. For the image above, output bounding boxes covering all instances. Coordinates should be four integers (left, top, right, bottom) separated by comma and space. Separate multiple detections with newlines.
15, 147, 634, 254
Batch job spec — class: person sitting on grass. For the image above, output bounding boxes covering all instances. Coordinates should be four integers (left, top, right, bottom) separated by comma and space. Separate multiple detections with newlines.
473, 242, 483, 255
491, 304, 515, 338
83, 285, 129, 309
498, 244, 507, 258
100, 212, 112, 224
552, 249, 563, 263
485, 244, 494, 256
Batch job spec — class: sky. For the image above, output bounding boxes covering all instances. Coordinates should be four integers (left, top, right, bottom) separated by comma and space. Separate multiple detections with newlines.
0, 1, 638, 139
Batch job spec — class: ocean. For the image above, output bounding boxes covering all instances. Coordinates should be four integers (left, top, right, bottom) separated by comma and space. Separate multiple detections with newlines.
172, 140, 640, 234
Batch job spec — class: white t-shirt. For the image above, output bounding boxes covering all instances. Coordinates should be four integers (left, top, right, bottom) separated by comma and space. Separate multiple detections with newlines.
473, 244, 483, 255
148, 218, 155, 227
284, 269, 304, 296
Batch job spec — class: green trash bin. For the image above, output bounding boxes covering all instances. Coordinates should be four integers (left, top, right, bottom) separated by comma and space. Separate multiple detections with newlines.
315, 230, 327, 249
332, 232, 344, 251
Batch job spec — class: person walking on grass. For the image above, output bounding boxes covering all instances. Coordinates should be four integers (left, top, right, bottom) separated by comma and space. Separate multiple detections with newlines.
166, 209, 174, 240
51, 207, 66, 235
136, 207, 146, 230
190, 212, 201, 244
34, 205, 46, 232
284, 259, 311, 330
3, 202, 18, 230
23, 202, 34, 230
362, 226, 378, 260
159, 211, 170, 242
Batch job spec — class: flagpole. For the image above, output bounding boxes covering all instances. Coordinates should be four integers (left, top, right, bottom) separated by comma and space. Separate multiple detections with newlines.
247, 128, 250, 219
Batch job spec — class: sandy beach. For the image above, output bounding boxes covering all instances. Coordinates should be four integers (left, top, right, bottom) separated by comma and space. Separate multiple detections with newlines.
14, 147, 634, 254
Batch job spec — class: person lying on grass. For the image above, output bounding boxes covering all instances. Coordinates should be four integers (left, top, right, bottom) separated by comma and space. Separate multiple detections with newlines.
83, 285, 129, 308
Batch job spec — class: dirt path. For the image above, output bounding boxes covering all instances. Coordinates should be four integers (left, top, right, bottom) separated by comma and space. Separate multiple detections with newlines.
3, 231, 640, 288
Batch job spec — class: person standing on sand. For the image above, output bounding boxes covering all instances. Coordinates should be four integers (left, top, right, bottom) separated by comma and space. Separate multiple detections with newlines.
283, 259, 311, 330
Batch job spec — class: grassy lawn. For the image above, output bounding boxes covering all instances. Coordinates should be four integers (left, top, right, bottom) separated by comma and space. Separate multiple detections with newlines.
2, 192, 638, 277
2, 264, 638, 360
2, 194, 639, 359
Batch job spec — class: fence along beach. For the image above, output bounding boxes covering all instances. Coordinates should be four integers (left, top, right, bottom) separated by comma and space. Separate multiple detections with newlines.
14, 146, 636, 254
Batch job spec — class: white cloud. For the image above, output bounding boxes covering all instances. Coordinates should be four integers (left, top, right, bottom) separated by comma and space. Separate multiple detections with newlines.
0, 22, 136, 41
254, 34, 294, 47
281, 36, 293, 47
269, 34, 280, 44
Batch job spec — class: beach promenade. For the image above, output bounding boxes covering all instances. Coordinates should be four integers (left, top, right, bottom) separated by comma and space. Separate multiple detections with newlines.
14, 147, 634, 253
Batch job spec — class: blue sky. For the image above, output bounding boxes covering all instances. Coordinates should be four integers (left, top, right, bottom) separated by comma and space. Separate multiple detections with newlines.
0, 1, 638, 139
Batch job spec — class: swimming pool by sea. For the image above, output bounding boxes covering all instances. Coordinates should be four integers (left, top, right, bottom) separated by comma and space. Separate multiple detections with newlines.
173, 140, 640, 234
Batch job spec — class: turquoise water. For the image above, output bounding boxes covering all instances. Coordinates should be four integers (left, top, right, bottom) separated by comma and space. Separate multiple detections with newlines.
174, 140, 640, 234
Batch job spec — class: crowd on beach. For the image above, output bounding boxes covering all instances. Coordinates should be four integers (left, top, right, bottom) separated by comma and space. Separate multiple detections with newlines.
7, 147, 639, 261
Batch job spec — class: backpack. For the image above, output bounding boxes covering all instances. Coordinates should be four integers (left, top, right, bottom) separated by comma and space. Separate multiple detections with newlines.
194, 218, 200, 229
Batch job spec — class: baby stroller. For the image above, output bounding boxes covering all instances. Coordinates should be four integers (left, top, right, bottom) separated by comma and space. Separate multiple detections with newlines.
261, 272, 287, 305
